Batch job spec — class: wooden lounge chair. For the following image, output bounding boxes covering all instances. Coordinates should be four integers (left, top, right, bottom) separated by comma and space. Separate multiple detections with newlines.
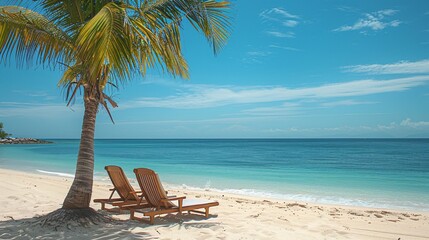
130, 168, 219, 224
93, 165, 146, 211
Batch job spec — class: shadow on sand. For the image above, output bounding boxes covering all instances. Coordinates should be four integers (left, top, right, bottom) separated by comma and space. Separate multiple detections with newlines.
0, 210, 219, 239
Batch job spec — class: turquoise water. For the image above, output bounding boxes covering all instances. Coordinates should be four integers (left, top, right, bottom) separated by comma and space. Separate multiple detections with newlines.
0, 139, 428, 211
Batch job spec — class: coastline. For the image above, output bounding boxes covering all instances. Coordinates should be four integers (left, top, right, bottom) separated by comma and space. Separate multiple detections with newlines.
0, 138, 52, 144
1, 168, 428, 239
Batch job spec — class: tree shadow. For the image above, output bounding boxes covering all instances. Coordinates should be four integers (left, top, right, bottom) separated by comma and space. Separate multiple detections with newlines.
0, 217, 153, 240
0, 210, 220, 239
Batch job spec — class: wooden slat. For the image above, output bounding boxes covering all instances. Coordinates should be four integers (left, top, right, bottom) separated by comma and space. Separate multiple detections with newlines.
106, 165, 139, 201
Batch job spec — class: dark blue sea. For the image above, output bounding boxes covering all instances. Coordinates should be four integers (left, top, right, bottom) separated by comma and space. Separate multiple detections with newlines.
1, 139, 428, 211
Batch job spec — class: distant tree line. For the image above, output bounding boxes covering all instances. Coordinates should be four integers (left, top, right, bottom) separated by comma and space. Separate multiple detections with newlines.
0, 122, 11, 138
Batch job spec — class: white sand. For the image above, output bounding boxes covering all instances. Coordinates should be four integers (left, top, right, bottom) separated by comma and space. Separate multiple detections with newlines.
0, 168, 428, 239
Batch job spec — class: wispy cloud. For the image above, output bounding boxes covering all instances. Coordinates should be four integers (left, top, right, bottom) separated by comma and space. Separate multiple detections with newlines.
342, 59, 429, 74
263, 118, 429, 135
283, 20, 299, 27
334, 9, 401, 32
241, 103, 302, 116
0, 102, 81, 117
337, 6, 360, 13
260, 8, 300, 38
246, 51, 271, 57
400, 118, 429, 128
266, 31, 295, 38
12, 90, 57, 101
369, 118, 429, 131
140, 75, 179, 86
269, 45, 300, 51
105, 116, 270, 125
321, 100, 376, 107
260, 8, 299, 23
121, 76, 429, 109
242, 50, 272, 64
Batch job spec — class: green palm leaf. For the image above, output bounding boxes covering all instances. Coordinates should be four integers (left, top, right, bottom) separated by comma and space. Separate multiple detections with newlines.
76, 2, 137, 83
0, 6, 73, 67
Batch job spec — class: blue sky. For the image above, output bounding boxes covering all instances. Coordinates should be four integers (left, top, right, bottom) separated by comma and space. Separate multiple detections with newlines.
1, 0, 429, 138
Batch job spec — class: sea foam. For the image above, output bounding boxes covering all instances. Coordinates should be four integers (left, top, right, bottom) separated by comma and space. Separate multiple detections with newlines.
36, 169, 74, 178
166, 183, 429, 211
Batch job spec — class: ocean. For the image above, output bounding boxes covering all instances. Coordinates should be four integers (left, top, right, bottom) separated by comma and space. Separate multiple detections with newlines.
0, 139, 428, 211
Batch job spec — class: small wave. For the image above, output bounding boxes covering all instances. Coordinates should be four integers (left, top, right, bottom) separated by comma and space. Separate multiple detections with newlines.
166, 183, 429, 212
36, 169, 74, 178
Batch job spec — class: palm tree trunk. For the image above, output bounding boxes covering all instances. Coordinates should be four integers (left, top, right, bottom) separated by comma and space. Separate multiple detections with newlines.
62, 97, 98, 209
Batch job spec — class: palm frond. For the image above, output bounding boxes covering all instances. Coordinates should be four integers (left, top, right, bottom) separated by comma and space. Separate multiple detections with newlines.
76, 2, 137, 84
134, 0, 231, 54
130, 16, 189, 79
39, 0, 118, 35
0, 6, 73, 67
181, 0, 231, 54
39, 0, 85, 35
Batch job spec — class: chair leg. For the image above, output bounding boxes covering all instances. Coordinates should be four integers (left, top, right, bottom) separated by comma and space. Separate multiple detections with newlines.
130, 209, 135, 220
205, 207, 209, 218
150, 215, 154, 225
101, 202, 105, 210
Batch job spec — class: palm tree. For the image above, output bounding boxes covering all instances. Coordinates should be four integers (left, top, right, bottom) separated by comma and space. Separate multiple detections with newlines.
0, 0, 230, 226
0, 122, 11, 138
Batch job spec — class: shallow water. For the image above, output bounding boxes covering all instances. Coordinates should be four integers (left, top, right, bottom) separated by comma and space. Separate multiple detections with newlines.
1, 139, 428, 211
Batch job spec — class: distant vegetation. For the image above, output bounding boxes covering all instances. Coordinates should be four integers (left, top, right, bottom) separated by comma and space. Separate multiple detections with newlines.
0, 122, 11, 139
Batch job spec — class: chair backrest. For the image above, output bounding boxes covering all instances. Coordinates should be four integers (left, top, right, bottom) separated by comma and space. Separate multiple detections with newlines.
133, 168, 175, 208
105, 165, 138, 201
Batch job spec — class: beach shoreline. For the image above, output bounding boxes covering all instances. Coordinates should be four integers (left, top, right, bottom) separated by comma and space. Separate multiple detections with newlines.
1, 168, 428, 239
15, 166, 429, 214
8, 166, 428, 214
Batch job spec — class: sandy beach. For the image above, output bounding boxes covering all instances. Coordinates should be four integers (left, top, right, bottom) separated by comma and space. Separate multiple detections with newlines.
0, 168, 427, 239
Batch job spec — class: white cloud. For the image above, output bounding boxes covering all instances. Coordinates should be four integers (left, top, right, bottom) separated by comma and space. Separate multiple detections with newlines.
12, 90, 57, 101
283, 20, 299, 27
260, 8, 299, 22
246, 51, 271, 57
121, 75, 429, 109
241, 104, 301, 116
375, 119, 429, 131
343, 59, 429, 74
263, 118, 429, 135
334, 9, 401, 32
377, 9, 398, 16
242, 51, 272, 64
266, 31, 295, 38
376, 122, 397, 130
261, 8, 300, 38
400, 118, 429, 128
140, 75, 179, 87
107, 116, 269, 125
321, 100, 376, 107
367, 119, 429, 131
0, 102, 81, 117
269, 45, 300, 51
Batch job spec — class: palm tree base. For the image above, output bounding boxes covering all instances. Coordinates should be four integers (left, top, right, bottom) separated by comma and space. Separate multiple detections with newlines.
34, 208, 111, 230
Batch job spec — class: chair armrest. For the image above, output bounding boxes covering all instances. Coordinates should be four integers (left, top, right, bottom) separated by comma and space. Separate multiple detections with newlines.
161, 196, 186, 202
109, 188, 116, 191
160, 196, 185, 212
129, 190, 142, 194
